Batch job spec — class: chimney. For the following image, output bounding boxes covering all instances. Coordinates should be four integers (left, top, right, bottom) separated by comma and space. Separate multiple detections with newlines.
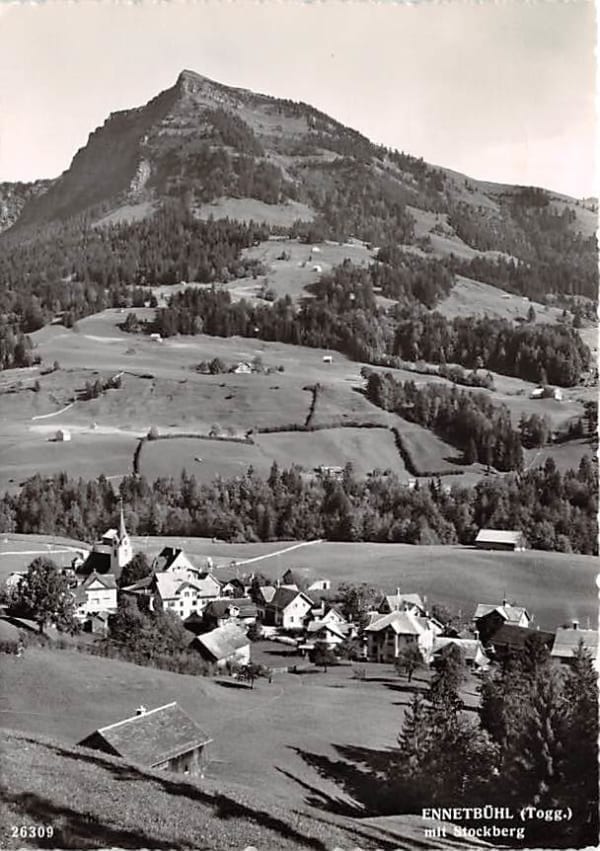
136, 705, 147, 716
572, 619, 579, 631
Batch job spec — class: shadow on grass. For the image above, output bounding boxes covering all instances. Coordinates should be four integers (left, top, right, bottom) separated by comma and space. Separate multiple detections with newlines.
214, 679, 253, 690
16, 735, 329, 851
286, 743, 401, 818
0, 786, 190, 850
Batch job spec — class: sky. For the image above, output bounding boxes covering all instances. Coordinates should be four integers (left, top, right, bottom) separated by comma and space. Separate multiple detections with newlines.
0, 0, 596, 198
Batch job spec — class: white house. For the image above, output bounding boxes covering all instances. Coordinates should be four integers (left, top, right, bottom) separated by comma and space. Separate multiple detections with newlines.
153, 572, 221, 620
73, 572, 118, 619
264, 587, 314, 630
305, 620, 346, 648
152, 547, 208, 581
365, 611, 439, 663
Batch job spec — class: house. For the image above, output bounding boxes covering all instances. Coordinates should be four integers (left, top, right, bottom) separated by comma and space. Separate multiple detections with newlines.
529, 387, 545, 399
202, 598, 258, 630
233, 361, 253, 375
152, 547, 207, 581
487, 624, 555, 661
304, 620, 346, 648
551, 622, 598, 665
192, 623, 250, 668
219, 577, 247, 598
281, 568, 308, 590
474, 601, 532, 643
378, 590, 426, 616
254, 585, 277, 620
78, 702, 211, 776
264, 587, 314, 631
430, 637, 490, 671
322, 355, 333, 364
77, 506, 132, 582
153, 572, 221, 620
55, 428, 71, 442
307, 578, 331, 592
365, 611, 439, 663
73, 571, 118, 620
474, 529, 527, 551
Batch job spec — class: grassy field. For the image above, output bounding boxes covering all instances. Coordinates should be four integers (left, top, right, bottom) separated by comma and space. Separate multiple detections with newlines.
0, 651, 486, 850
391, 415, 465, 475
437, 275, 565, 324
523, 437, 595, 474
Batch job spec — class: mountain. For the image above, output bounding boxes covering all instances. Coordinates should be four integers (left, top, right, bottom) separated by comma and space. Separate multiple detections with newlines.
7, 70, 596, 246
0, 179, 54, 234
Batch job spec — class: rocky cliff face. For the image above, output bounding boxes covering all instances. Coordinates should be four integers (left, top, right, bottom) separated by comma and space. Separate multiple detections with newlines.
0, 180, 54, 233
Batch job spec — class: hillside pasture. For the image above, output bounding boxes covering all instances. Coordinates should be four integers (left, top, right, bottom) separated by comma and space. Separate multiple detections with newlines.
524, 437, 596, 474
0, 432, 137, 495
391, 415, 465, 475
0, 536, 88, 583
194, 197, 315, 226
436, 275, 565, 324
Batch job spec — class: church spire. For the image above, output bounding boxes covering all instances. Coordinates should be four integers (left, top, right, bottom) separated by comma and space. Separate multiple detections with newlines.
119, 498, 127, 541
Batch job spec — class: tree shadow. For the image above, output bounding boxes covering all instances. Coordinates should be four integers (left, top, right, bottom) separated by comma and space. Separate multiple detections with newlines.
0, 787, 190, 850
286, 743, 402, 818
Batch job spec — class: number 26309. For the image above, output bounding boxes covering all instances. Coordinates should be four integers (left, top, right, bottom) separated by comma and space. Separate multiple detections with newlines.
11, 826, 54, 839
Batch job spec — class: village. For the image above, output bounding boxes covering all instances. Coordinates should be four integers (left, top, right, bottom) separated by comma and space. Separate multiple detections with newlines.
1, 506, 596, 783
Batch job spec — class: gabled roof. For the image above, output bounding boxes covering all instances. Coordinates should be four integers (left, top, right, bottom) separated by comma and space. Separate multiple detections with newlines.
77, 550, 117, 579
306, 620, 346, 638
153, 547, 192, 572
489, 624, 554, 650
154, 572, 220, 601
256, 585, 277, 603
432, 637, 489, 663
380, 593, 425, 613
365, 611, 428, 635
267, 587, 314, 611
474, 603, 530, 623
203, 598, 257, 619
551, 628, 599, 659
475, 529, 525, 545
78, 702, 211, 767
193, 623, 250, 662
81, 571, 117, 591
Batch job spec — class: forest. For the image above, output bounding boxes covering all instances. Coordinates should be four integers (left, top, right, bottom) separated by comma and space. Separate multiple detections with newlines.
0, 456, 596, 554
364, 372, 524, 471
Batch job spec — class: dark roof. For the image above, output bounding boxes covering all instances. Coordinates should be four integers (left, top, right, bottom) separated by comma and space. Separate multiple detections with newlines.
153, 547, 182, 572
489, 624, 554, 651
203, 598, 257, 619
281, 569, 308, 589
77, 550, 119, 580
82, 571, 117, 590
267, 587, 313, 610
78, 702, 211, 767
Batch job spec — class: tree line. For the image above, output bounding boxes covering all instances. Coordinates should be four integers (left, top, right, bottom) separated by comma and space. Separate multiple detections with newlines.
0, 456, 596, 554
364, 372, 524, 471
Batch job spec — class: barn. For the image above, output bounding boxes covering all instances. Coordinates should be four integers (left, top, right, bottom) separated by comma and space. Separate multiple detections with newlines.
77, 702, 212, 776
474, 529, 527, 551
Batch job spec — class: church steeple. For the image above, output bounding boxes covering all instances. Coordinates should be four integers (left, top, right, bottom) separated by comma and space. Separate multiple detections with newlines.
119, 498, 127, 542
113, 498, 132, 572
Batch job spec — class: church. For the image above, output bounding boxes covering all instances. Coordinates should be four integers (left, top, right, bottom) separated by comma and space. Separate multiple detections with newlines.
76, 504, 133, 583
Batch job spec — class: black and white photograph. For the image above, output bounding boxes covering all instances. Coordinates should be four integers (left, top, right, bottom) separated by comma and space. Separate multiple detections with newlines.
0, 1, 597, 849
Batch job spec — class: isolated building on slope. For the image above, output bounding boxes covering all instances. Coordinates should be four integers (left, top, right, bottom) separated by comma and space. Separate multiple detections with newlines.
475, 529, 527, 551
78, 702, 211, 776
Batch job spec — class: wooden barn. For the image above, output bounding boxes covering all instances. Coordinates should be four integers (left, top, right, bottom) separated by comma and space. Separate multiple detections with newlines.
78, 702, 212, 776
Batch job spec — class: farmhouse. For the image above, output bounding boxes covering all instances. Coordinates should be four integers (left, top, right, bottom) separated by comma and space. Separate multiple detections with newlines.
73, 571, 117, 620
474, 529, 527, 551
77, 506, 132, 581
153, 572, 221, 619
474, 600, 532, 643
431, 637, 490, 671
78, 702, 211, 776
202, 598, 258, 630
551, 622, 599, 665
304, 620, 346, 648
192, 623, 250, 668
487, 624, 555, 661
378, 591, 426, 616
365, 611, 439, 663
152, 547, 208, 580
264, 587, 314, 630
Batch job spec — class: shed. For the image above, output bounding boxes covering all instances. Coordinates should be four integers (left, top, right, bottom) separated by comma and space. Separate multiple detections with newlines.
192, 623, 250, 668
474, 529, 527, 551
322, 355, 333, 364
78, 702, 211, 776
55, 429, 71, 442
